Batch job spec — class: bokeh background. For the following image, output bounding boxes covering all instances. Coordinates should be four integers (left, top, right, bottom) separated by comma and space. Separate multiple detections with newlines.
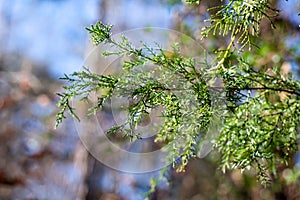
0, 0, 299, 199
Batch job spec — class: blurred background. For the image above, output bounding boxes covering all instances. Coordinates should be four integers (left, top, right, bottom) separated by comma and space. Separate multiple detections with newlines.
0, 0, 299, 199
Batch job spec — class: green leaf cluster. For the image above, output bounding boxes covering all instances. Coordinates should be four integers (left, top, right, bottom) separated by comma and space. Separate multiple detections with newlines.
202, 0, 278, 50
55, 68, 118, 128
57, 26, 213, 170
56, 0, 300, 190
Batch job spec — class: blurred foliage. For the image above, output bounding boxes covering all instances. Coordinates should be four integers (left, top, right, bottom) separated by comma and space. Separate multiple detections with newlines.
185, 0, 201, 4
0, 53, 88, 199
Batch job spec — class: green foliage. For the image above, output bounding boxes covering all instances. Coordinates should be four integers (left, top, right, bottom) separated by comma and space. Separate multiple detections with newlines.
56, 0, 300, 191
185, 0, 201, 4
55, 67, 118, 128
57, 22, 213, 171
85, 21, 113, 45
217, 83, 299, 182
202, 0, 278, 50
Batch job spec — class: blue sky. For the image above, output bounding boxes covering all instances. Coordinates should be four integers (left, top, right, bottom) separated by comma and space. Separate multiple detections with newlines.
0, 0, 172, 77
